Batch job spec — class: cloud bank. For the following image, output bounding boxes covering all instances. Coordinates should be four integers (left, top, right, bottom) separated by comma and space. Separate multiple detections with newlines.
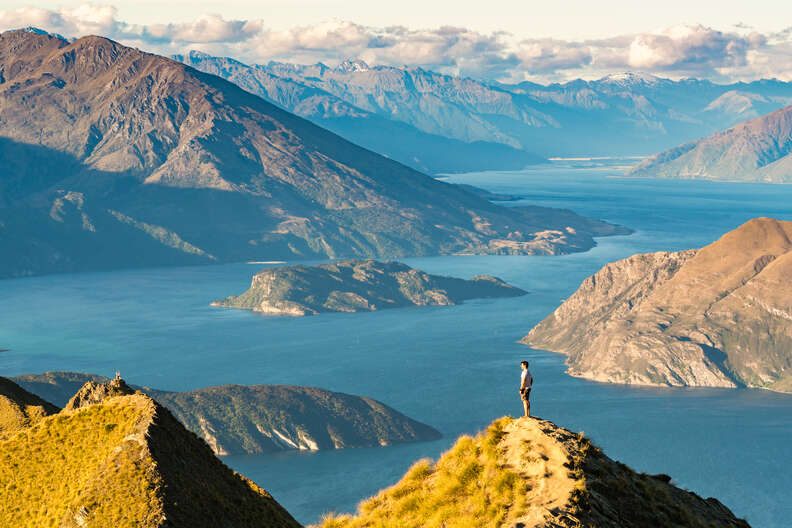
1, 3, 790, 82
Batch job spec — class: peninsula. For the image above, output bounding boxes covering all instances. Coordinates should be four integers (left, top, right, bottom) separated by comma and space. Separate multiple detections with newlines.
12, 371, 441, 455
522, 218, 792, 392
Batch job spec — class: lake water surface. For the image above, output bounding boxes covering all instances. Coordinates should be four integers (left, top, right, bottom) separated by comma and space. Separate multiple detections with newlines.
2, 162, 792, 527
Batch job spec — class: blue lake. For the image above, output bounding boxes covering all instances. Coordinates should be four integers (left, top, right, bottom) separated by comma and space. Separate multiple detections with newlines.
2, 163, 792, 527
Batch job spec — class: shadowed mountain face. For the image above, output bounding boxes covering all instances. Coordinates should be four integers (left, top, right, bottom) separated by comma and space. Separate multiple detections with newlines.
12, 371, 442, 455
0, 30, 627, 279
212, 259, 527, 316
523, 218, 792, 392
627, 105, 792, 183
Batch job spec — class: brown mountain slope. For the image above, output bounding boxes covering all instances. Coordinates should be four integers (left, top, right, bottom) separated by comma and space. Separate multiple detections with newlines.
0, 385, 301, 528
523, 218, 792, 391
0, 376, 59, 438
0, 29, 627, 278
627, 104, 792, 182
318, 416, 749, 528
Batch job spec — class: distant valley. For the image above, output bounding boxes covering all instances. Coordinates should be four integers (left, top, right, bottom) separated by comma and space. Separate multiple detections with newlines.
213, 259, 527, 316
177, 52, 792, 167
523, 218, 792, 392
0, 29, 627, 279
628, 104, 792, 183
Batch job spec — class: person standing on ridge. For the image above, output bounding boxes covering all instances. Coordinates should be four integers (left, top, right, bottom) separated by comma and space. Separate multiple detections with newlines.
519, 360, 533, 417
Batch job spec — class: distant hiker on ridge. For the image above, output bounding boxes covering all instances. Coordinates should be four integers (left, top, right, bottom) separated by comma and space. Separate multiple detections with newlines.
519, 361, 533, 417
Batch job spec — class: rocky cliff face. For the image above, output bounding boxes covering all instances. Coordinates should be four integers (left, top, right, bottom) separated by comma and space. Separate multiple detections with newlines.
13, 371, 441, 455
627, 104, 792, 183
0, 387, 301, 528
212, 259, 527, 316
523, 218, 792, 391
0, 29, 627, 279
318, 416, 749, 528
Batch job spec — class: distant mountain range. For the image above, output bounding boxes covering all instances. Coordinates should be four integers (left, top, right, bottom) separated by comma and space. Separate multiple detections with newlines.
177, 52, 792, 168
0, 30, 626, 279
627, 104, 792, 183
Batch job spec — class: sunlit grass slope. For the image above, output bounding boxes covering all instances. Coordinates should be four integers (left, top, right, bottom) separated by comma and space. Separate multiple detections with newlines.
0, 376, 59, 439
0, 392, 301, 528
320, 417, 530, 528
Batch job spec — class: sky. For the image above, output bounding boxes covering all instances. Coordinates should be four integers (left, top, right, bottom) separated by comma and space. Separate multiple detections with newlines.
1, 1, 792, 83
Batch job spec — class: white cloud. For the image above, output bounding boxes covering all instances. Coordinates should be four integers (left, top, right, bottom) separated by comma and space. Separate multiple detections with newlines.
0, 4, 790, 82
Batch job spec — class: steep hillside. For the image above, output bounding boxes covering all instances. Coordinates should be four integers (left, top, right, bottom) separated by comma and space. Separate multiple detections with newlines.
627, 105, 792, 182
0, 29, 626, 279
212, 259, 526, 316
12, 371, 441, 455
0, 388, 301, 527
0, 376, 59, 438
175, 51, 543, 174
523, 218, 792, 391
318, 416, 749, 528
146, 385, 441, 455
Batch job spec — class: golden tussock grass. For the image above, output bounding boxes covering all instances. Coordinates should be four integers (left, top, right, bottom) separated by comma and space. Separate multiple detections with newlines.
317, 416, 529, 528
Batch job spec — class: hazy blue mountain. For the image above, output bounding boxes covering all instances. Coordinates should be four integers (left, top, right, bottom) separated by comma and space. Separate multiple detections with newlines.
0, 30, 626, 279
174, 51, 544, 174
627, 104, 792, 183
253, 61, 792, 158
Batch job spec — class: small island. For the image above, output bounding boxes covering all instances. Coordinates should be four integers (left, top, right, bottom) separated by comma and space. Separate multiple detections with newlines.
212, 259, 527, 316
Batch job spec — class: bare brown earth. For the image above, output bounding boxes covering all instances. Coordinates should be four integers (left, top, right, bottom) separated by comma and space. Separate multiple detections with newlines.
523, 217, 792, 391
0, 29, 627, 279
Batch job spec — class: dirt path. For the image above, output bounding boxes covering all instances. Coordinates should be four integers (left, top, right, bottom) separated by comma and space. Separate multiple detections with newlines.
499, 417, 579, 528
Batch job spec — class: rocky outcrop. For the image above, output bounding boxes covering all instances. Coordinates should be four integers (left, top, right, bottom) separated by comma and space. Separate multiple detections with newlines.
627, 104, 792, 183
318, 416, 749, 528
212, 259, 527, 316
523, 218, 792, 391
0, 390, 301, 528
0, 377, 59, 437
13, 371, 441, 455
0, 30, 628, 279
64, 375, 135, 410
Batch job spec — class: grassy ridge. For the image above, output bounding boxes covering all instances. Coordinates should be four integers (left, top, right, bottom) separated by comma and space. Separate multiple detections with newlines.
0, 397, 156, 527
319, 417, 529, 528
